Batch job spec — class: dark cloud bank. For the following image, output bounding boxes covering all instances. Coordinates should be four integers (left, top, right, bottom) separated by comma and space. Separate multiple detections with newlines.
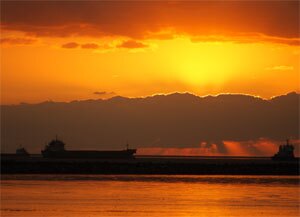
1, 1, 299, 42
1, 92, 299, 154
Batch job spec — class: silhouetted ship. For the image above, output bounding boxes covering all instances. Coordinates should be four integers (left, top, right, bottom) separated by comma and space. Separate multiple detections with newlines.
1, 147, 30, 159
272, 139, 296, 161
16, 147, 30, 156
41, 138, 137, 159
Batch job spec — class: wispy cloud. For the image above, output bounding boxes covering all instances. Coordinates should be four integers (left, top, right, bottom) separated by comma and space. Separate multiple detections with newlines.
61, 42, 79, 49
81, 43, 99, 49
117, 40, 148, 49
191, 33, 300, 46
265, 65, 294, 71
0, 37, 36, 45
93, 91, 116, 97
138, 138, 299, 157
61, 40, 148, 51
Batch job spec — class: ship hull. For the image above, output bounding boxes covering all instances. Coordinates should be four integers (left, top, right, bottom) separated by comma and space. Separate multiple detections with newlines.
41, 150, 136, 159
271, 156, 296, 161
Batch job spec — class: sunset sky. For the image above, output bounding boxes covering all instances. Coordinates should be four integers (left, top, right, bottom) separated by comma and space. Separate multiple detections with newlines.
1, 1, 299, 104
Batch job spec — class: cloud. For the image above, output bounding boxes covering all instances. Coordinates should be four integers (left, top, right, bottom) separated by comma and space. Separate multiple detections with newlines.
62, 42, 113, 50
93, 91, 107, 95
93, 91, 116, 97
138, 138, 300, 157
1, 1, 299, 45
191, 33, 300, 46
117, 40, 148, 49
61, 42, 79, 49
81, 43, 99, 49
0, 37, 36, 45
222, 138, 297, 157
137, 144, 221, 156
265, 65, 294, 71
144, 31, 176, 40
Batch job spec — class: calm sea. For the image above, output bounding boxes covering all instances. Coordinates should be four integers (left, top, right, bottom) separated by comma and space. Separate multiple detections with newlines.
1, 175, 299, 217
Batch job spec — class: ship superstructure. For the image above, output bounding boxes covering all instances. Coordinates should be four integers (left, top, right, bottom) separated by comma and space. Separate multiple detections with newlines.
272, 139, 296, 161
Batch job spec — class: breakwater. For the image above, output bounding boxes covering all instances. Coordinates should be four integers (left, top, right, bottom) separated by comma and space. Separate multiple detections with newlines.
1, 156, 299, 175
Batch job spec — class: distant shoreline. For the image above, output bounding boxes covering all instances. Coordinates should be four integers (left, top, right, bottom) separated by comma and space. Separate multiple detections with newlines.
2, 157, 299, 175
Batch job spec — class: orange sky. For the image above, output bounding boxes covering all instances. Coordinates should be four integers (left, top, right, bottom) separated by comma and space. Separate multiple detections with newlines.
1, 1, 299, 104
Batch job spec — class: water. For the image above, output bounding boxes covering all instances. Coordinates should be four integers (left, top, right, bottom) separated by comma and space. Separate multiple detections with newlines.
1, 175, 299, 217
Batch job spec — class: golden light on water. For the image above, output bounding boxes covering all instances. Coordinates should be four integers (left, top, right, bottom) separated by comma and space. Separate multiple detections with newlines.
2, 175, 300, 217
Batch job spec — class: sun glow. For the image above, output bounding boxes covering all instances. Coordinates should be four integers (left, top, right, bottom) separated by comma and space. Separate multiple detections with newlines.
1, 33, 299, 104
176, 42, 240, 85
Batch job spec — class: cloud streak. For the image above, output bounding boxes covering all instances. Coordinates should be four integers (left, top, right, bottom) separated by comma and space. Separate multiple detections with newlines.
191, 33, 300, 46
138, 138, 300, 157
81, 43, 99, 49
61, 40, 147, 50
61, 42, 79, 49
93, 91, 116, 97
0, 37, 36, 45
265, 65, 294, 71
117, 40, 148, 49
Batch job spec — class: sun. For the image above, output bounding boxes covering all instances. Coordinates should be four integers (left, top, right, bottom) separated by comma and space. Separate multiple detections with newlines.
176, 41, 241, 85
